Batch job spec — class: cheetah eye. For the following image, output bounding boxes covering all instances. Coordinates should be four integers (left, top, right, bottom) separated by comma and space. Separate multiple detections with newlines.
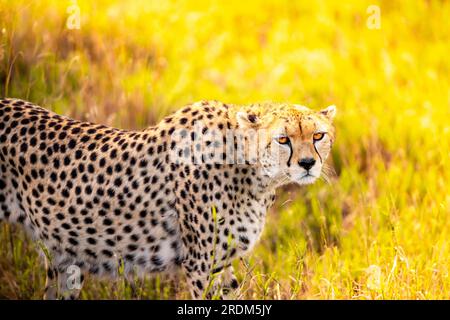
275, 135, 290, 145
313, 132, 325, 142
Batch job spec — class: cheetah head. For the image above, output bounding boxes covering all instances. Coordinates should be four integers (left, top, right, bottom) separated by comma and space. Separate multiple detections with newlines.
235, 103, 336, 187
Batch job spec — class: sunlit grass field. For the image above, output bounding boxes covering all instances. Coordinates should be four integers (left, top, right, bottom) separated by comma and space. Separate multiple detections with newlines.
0, 0, 449, 299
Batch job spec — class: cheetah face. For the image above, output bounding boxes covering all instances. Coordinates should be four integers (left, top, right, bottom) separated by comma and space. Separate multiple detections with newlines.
236, 104, 336, 187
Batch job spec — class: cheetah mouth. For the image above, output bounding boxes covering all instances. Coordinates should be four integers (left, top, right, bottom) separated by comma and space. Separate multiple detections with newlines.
295, 172, 317, 185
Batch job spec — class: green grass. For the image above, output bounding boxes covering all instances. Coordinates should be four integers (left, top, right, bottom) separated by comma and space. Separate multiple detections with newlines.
0, 0, 449, 299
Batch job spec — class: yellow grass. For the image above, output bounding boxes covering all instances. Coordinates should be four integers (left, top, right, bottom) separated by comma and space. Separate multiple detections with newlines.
0, 0, 449, 299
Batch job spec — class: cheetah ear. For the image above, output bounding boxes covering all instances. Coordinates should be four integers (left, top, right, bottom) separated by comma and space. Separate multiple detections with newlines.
319, 105, 336, 121
236, 111, 260, 128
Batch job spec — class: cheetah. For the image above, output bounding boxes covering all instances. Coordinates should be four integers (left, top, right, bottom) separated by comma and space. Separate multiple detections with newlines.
0, 98, 336, 299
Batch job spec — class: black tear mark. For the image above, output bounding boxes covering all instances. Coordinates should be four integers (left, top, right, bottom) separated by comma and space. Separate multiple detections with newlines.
287, 141, 293, 167
313, 143, 323, 163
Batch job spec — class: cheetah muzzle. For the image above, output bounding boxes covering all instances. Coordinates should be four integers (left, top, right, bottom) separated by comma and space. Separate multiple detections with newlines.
0, 98, 336, 299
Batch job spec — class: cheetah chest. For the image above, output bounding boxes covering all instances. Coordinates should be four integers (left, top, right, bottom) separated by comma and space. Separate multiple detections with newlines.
218, 195, 273, 259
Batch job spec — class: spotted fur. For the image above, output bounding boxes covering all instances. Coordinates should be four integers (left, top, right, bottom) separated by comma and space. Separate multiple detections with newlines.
0, 98, 335, 299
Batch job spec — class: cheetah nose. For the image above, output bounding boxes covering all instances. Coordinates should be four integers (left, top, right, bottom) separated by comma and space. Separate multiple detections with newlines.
298, 158, 316, 171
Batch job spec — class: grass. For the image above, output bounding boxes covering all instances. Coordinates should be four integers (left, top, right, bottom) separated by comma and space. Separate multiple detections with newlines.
0, 0, 449, 299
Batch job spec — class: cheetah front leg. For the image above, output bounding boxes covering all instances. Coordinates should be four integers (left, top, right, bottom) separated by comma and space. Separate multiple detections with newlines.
181, 254, 211, 299
177, 203, 239, 299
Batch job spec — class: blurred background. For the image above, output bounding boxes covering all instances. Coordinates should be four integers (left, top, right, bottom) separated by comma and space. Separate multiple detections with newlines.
0, 0, 449, 299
